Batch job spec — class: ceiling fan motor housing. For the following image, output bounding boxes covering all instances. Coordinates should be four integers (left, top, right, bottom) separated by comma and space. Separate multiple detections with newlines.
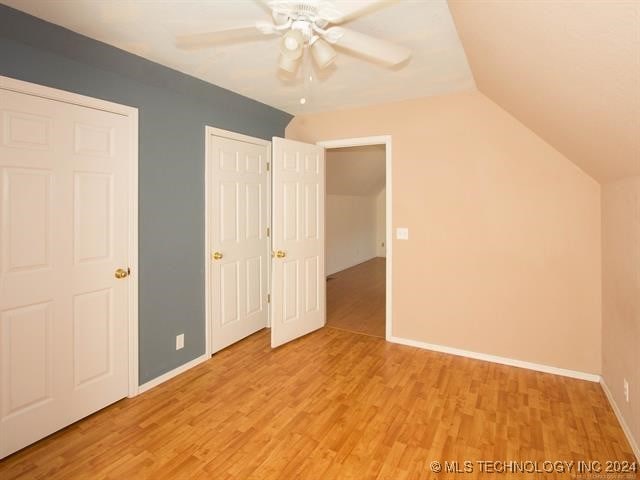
291, 20, 314, 40
270, 0, 330, 28
290, 1, 319, 16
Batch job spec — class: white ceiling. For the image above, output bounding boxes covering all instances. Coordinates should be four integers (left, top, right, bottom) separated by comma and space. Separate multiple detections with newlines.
327, 145, 385, 196
1, 0, 476, 114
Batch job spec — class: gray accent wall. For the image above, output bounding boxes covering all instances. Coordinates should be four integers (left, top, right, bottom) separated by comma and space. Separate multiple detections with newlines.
0, 5, 293, 384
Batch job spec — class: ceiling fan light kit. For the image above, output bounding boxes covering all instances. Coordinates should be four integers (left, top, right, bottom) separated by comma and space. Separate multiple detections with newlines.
310, 37, 336, 69
279, 53, 300, 73
176, 0, 411, 77
280, 29, 304, 59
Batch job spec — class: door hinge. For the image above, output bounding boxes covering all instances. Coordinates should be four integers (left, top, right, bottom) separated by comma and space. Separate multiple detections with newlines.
266, 162, 270, 172
267, 294, 271, 303
266, 227, 270, 237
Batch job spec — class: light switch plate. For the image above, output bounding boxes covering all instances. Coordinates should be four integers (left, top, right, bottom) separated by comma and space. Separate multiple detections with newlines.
176, 334, 184, 350
396, 227, 409, 240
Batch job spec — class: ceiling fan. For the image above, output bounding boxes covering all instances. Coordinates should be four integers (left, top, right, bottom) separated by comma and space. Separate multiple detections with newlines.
176, 0, 411, 73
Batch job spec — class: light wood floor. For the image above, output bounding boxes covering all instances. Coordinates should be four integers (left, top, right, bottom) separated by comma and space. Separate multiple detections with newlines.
1, 327, 636, 479
327, 257, 386, 338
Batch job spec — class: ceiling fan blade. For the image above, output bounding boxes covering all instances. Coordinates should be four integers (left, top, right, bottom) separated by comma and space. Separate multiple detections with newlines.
325, 27, 411, 66
254, 0, 273, 15
319, 0, 397, 24
176, 24, 272, 50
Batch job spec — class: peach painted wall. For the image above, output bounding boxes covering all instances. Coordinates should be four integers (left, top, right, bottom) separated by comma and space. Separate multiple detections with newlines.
326, 194, 377, 275
602, 177, 640, 451
287, 91, 602, 374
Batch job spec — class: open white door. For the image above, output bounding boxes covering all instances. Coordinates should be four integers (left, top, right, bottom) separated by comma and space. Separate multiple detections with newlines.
271, 137, 325, 348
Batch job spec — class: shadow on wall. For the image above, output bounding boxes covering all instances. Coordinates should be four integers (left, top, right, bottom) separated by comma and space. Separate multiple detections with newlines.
602, 176, 640, 456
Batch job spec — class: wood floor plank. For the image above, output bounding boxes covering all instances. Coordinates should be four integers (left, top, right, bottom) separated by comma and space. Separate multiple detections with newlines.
327, 258, 386, 338
0, 326, 637, 479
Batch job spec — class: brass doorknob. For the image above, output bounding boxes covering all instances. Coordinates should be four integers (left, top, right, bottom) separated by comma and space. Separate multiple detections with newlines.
212, 252, 223, 261
115, 268, 129, 279
274, 250, 286, 258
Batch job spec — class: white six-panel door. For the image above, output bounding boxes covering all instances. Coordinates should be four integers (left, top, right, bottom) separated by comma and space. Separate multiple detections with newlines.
208, 133, 269, 353
0, 88, 132, 458
271, 137, 325, 348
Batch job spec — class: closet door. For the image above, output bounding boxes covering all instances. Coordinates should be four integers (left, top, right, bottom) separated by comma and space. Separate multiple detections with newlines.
208, 133, 269, 354
0, 87, 132, 458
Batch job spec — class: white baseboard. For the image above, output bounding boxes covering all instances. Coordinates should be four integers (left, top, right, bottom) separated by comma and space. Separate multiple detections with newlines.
387, 335, 601, 382
600, 378, 640, 461
327, 256, 380, 277
134, 353, 210, 396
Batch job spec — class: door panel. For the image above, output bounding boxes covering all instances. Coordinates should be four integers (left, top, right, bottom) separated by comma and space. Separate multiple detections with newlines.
304, 184, 319, 239
1, 302, 53, 416
283, 259, 299, 323
221, 262, 240, 325
220, 181, 239, 243
73, 288, 112, 387
74, 172, 113, 263
209, 135, 269, 354
271, 138, 325, 348
245, 183, 262, 240
0, 89, 131, 458
3, 168, 52, 272
305, 256, 319, 313
245, 256, 263, 315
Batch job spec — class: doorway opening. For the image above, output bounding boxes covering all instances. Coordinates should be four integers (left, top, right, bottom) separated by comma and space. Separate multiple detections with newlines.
318, 137, 392, 340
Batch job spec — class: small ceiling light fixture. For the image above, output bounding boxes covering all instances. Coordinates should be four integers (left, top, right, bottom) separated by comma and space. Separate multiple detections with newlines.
299, 97, 307, 105
279, 54, 300, 73
280, 29, 304, 60
310, 37, 337, 69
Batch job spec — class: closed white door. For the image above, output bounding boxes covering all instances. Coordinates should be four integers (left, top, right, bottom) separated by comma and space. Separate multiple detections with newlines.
208, 133, 269, 353
271, 137, 325, 348
0, 88, 132, 458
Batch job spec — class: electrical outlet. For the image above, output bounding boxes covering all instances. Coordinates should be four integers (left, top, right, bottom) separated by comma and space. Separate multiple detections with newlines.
176, 334, 184, 350
624, 379, 629, 403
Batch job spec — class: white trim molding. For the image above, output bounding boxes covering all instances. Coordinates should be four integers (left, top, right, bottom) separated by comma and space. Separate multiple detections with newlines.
0, 75, 140, 398
317, 136, 393, 341
207, 125, 272, 147
600, 378, 640, 461
388, 335, 601, 382
137, 354, 210, 395
0, 75, 138, 117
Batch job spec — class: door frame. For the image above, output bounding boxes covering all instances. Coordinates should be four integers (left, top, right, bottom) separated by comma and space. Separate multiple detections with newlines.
204, 126, 271, 357
0, 74, 140, 397
316, 136, 393, 340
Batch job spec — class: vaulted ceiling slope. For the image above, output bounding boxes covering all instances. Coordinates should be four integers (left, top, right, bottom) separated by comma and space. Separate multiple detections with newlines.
449, 0, 640, 182
327, 145, 386, 196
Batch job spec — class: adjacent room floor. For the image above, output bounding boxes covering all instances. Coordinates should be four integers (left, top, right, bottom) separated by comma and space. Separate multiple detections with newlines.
0, 327, 635, 480
326, 257, 386, 338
